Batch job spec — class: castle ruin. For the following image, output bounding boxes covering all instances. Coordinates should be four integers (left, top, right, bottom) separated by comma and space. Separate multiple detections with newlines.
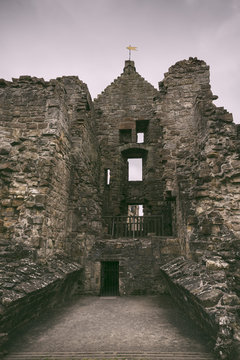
0, 58, 240, 358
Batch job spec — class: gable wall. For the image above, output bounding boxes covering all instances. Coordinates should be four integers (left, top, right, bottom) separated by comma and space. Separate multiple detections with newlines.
94, 61, 167, 218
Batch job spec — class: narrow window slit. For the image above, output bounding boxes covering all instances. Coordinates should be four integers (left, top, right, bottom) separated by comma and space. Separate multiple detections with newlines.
105, 169, 111, 185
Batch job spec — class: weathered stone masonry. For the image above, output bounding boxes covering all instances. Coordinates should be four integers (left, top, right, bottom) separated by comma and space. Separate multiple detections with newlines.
0, 76, 101, 256
94, 60, 164, 217
0, 58, 240, 358
155, 59, 240, 274
0, 75, 101, 347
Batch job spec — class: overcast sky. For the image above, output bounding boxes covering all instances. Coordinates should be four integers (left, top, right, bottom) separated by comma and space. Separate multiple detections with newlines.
1, 0, 239, 123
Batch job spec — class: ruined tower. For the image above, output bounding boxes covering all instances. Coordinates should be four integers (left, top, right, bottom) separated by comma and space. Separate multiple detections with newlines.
94, 60, 175, 233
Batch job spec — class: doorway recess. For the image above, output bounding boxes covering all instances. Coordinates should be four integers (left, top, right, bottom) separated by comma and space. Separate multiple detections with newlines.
100, 261, 119, 296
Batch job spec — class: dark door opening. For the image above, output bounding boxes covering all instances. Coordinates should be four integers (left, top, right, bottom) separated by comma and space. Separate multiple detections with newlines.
100, 261, 119, 296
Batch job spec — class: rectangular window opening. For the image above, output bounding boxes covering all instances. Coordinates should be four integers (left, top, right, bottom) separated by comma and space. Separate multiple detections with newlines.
128, 158, 142, 181
128, 204, 144, 216
137, 132, 144, 143
119, 129, 132, 144
136, 120, 149, 143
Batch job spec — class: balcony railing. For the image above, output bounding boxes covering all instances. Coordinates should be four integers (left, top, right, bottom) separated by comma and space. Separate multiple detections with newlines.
103, 215, 172, 238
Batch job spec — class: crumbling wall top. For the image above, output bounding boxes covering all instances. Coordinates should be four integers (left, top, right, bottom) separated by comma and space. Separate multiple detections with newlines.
167, 57, 209, 73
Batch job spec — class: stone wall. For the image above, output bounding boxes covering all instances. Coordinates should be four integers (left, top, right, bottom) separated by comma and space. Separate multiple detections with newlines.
0, 76, 102, 260
0, 77, 73, 255
155, 57, 214, 253
0, 75, 102, 347
160, 257, 240, 359
189, 99, 240, 297
155, 58, 240, 297
94, 60, 168, 217
86, 236, 180, 295
57, 77, 102, 261
0, 241, 82, 351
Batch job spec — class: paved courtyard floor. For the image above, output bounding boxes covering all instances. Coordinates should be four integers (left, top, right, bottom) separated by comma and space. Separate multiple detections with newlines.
4, 295, 216, 359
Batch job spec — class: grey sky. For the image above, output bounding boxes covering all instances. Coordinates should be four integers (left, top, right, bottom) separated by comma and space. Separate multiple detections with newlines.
0, 0, 239, 123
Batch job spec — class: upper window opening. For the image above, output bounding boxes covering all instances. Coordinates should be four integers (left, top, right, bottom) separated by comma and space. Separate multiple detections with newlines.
119, 129, 132, 144
128, 158, 142, 181
136, 120, 149, 143
137, 132, 144, 143
128, 204, 144, 216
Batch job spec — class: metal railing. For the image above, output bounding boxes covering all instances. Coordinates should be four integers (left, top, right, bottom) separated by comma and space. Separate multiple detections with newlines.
103, 215, 168, 238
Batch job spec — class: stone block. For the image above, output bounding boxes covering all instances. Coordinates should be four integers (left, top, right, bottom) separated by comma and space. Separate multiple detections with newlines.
12, 199, 24, 207
198, 288, 223, 307
0, 163, 14, 171
2, 207, 15, 216
206, 258, 229, 271
221, 294, 240, 306
1, 199, 12, 207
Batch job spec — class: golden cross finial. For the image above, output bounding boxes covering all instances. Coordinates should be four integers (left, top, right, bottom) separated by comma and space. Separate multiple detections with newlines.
126, 45, 137, 60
